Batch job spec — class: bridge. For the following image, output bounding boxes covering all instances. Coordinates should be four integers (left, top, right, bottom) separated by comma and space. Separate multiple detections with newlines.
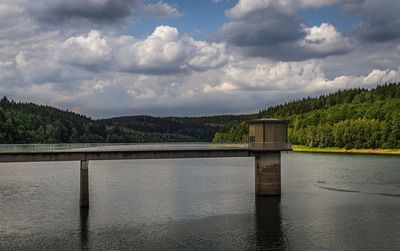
0, 119, 291, 208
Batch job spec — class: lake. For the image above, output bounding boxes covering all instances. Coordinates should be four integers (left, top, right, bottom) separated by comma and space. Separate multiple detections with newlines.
0, 150, 399, 250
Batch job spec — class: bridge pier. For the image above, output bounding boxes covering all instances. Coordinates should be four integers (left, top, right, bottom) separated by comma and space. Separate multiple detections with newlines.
255, 152, 281, 196
80, 160, 89, 208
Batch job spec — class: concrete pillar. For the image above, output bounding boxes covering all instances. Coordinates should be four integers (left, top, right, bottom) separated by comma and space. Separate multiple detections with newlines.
255, 152, 281, 196
80, 160, 89, 208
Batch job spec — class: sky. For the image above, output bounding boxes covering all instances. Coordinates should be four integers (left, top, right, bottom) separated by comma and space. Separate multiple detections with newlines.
0, 0, 399, 118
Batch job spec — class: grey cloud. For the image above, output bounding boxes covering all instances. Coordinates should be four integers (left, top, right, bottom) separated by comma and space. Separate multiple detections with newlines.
28, 0, 182, 27
1, 0, 399, 118
235, 44, 349, 61
219, 4, 304, 47
218, 0, 352, 61
29, 0, 141, 25
323, 42, 400, 79
342, 0, 400, 42
0, 0, 38, 40
142, 1, 182, 18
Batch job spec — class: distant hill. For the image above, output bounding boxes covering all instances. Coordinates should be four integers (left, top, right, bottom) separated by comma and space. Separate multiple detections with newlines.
101, 114, 254, 142
0, 97, 252, 144
2, 83, 399, 147
213, 83, 400, 149
0, 97, 193, 143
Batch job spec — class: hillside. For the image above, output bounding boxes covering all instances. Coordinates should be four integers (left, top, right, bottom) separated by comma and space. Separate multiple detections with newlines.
0, 97, 193, 143
2, 83, 399, 147
0, 97, 251, 144
213, 83, 400, 149
101, 114, 253, 142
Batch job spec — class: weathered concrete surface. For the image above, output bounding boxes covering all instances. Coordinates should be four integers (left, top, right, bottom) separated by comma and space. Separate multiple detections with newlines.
0, 149, 251, 163
80, 160, 89, 208
255, 152, 281, 196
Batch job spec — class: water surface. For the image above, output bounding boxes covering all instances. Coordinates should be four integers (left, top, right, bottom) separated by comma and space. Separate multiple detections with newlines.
0, 151, 399, 250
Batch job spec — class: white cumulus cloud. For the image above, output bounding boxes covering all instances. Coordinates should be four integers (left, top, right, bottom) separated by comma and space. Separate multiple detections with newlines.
113, 26, 228, 74
59, 30, 112, 66
300, 23, 352, 55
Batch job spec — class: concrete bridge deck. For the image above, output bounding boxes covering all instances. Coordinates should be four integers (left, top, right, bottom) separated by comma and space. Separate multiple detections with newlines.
0, 143, 291, 162
0, 147, 253, 162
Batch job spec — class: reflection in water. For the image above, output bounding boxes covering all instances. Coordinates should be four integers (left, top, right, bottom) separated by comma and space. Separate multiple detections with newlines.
80, 208, 89, 251
255, 197, 284, 250
1, 153, 399, 250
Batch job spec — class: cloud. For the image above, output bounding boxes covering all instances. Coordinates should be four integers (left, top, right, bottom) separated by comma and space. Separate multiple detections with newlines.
213, 58, 400, 98
218, 59, 327, 92
0, 0, 38, 39
226, 0, 295, 20
3, 29, 399, 117
298, 0, 341, 8
27, 0, 182, 28
142, 1, 182, 18
29, 0, 141, 25
15, 49, 61, 84
220, 0, 303, 47
229, 23, 352, 61
0, 60, 19, 90
112, 26, 228, 74
187, 40, 229, 71
115, 26, 188, 73
59, 30, 112, 66
14, 49, 92, 92
342, 0, 400, 42
218, 0, 352, 61
300, 23, 352, 55
4, 25, 229, 80
0, 0, 399, 117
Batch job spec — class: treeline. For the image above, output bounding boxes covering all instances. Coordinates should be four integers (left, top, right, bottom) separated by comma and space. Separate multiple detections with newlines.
212, 122, 249, 143
290, 117, 399, 149
0, 96, 250, 144
102, 115, 215, 142
214, 83, 400, 149
259, 83, 400, 117
259, 88, 366, 117
102, 114, 253, 142
0, 97, 193, 144
2, 83, 399, 147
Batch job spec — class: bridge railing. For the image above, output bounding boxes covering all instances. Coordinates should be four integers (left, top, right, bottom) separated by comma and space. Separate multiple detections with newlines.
0, 142, 292, 153
0, 143, 139, 153
0, 142, 226, 153
248, 142, 292, 151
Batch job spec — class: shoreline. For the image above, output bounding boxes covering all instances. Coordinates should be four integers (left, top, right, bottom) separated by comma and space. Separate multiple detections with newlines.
292, 145, 400, 155
209, 143, 400, 155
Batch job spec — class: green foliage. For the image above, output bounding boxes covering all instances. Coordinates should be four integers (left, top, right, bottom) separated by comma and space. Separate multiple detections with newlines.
2, 83, 399, 146
212, 121, 248, 143
0, 98, 194, 143
101, 114, 254, 142
214, 83, 400, 149
0, 97, 251, 143
289, 118, 386, 149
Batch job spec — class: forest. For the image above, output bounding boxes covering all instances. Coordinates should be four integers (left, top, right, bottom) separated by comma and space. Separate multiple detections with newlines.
0, 97, 195, 143
213, 83, 400, 149
1, 83, 399, 148
0, 97, 247, 144
101, 114, 252, 142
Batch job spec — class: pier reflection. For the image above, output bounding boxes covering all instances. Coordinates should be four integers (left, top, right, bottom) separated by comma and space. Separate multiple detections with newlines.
255, 197, 284, 250
79, 208, 89, 250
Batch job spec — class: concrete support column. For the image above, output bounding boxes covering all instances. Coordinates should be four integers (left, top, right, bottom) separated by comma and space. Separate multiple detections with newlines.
255, 152, 281, 196
80, 160, 89, 208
